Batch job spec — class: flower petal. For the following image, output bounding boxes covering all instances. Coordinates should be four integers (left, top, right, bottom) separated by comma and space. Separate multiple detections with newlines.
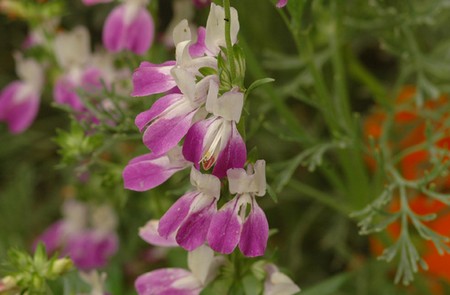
33, 221, 64, 254
212, 123, 246, 178
143, 109, 197, 156
125, 8, 155, 55
122, 150, 188, 191
139, 219, 178, 247
64, 231, 118, 270
189, 27, 207, 57
135, 268, 200, 295
183, 119, 213, 169
207, 197, 242, 254
176, 198, 216, 251
0, 82, 40, 134
239, 200, 269, 257
103, 5, 154, 55
53, 77, 84, 111
135, 93, 183, 132
158, 192, 198, 238
132, 61, 176, 97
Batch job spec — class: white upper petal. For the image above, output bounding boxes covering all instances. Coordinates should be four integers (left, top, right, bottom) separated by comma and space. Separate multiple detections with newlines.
173, 19, 192, 46
187, 245, 214, 285
206, 85, 243, 122
54, 26, 90, 69
190, 168, 221, 198
171, 67, 196, 101
228, 160, 266, 196
205, 3, 239, 55
91, 204, 118, 237
14, 55, 44, 90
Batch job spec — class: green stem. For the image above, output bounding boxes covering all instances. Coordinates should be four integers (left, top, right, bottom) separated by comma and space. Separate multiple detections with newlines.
330, 0, 352, 134
223, 0, 236, 78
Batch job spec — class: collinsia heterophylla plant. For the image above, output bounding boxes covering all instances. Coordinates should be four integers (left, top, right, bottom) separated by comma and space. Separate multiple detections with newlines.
2, 0, 450, 294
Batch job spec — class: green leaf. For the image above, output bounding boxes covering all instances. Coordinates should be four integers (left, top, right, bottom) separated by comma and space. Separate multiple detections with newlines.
266, 183, 279, 203
301, 272, 351, 295
199, 67, 218, 77
245, 78, 275, 100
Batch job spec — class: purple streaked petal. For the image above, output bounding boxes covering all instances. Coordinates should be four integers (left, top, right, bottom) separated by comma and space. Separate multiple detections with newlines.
176, 199, 216, 251
189, 27, 207, 58
33, 221, 64, 254
276, 0, 288, 8
103, 5, 154, 55
212, 122, 246, 178
122, 153, 188, 191
206, 197, 242, 254
132, 61, 176, 97
239, 200, 269, 257
135, 93, 183, 131
128, 152, 160, 165
158, 192, 198, 239
183, 119, 213, 169
139, 219, 178, 247
135, 268, 200, 295
143, 109, 197, 156
192, 0, 211, 8
0, 82, 40, 134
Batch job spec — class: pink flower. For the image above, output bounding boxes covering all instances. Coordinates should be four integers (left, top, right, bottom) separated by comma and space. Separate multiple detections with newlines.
35, 200, 119, 270
183, 81, 246, 178
158, 168, 220, 251
102, 0, 154, 55
0, 57, 43, 134
276, 0, 288, 8
207, 160, 269, 257
135, 245, 223, 295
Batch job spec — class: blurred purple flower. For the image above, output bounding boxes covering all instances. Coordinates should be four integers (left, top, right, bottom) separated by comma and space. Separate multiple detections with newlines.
35, 200, 119, 270
0, 57, 43, 133
102, 0, 154, 55
276, 0, 288, 8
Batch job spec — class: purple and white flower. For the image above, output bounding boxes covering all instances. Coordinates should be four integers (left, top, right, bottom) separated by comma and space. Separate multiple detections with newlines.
102, 0, 154, 55
135, 245, 224, 295
207, 160, 269, 257
158, 168, 220, 251
0, 56, 43, 133
36, 200, 119, 270
123, 145, 190, 191
53, 27, 102, 112
183, 81, 246, 178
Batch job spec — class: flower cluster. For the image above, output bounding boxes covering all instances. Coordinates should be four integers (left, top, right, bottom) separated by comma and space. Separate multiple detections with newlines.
123, 3, 269, 257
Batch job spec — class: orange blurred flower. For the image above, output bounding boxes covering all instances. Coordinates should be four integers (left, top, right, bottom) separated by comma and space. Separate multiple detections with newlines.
364, 86, 450, 285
